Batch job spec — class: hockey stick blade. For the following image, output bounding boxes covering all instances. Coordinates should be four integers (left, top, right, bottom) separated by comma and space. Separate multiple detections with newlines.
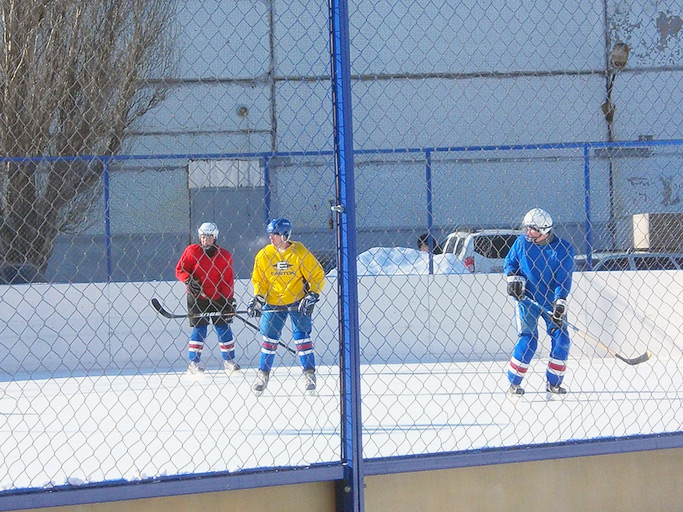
614, 350, 651, 366
566, 322, 651, 366
151, 298, 187, 318
523, 297, 651, 366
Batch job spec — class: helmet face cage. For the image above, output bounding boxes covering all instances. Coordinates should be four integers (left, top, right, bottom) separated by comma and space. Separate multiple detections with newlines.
198, 222, 219, 240
266, 218, 292, 240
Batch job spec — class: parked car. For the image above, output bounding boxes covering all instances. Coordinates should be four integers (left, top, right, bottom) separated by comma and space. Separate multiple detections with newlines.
441, 229, 522, 273
575, 251, 683, 271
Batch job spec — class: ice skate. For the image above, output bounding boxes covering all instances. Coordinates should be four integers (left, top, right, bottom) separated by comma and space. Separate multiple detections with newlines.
223, 359, 241, 375
186, 361, 204, 375
546, 383, 567, 400
252, 370, 270, 397
507, 383, 525, 396
303, 369, 317, 396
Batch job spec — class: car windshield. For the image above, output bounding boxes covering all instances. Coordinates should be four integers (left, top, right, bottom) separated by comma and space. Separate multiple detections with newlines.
473, 235, 518, 259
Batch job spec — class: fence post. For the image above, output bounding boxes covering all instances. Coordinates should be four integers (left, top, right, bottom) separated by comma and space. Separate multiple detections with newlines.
329, 0, 364, 510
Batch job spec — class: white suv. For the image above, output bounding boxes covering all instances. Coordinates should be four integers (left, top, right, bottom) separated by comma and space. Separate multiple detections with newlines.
441, 229, 522, 273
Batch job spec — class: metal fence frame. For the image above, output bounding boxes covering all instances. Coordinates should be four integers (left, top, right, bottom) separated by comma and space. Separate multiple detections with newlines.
3, 137, 682, 282
2, 0, 683, 506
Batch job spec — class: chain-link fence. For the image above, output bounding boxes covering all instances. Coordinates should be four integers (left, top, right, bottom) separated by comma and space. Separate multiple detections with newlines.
1, 0, 682, 508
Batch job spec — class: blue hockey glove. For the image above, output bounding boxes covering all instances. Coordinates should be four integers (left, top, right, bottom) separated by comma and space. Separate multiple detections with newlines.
506, 274, 526, 300
187, 277, 202, 296
551, 298, 568, 328
247, 295, 265, 318
297, 292, 320, 315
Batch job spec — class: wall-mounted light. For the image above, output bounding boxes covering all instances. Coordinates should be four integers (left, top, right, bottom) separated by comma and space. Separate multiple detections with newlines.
601, 42, 630, 124
609, 42, 630, 71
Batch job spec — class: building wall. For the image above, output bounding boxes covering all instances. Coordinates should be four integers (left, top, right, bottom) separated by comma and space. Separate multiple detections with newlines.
54, 0, 681, 283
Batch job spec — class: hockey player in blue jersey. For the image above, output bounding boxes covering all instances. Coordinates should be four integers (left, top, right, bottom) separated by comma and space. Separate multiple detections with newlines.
504, 208, 575, 397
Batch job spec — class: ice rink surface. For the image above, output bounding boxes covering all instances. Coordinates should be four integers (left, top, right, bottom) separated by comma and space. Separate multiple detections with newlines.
2, 356, 681, 491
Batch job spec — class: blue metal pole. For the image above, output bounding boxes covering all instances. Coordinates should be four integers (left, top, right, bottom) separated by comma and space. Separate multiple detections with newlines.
264, 156, 272, 224
329, 0, 363, 510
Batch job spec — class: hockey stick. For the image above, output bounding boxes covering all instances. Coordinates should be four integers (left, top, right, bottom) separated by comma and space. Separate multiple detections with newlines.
150, 298, 297, 355
522, 297, 651, 365
233, 314, 297, 355
150, 298, 248, 319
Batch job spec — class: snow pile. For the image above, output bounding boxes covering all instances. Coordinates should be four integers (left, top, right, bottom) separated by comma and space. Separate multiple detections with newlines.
328, 247, 468, 276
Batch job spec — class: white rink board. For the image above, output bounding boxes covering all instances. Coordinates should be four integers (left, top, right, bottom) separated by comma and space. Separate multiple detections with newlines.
1, 271, 682, 375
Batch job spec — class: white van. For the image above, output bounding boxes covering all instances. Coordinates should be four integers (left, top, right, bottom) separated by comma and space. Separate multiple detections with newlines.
442, 229, 522, 273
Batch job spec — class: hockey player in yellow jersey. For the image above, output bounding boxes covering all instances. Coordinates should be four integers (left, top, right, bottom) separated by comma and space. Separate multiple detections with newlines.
247, 218, 325, 396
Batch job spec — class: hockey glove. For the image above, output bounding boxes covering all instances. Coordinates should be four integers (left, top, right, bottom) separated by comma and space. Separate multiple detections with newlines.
187, 276, 202, 296
219, 297, 237, 320
298, 292, 320, 315
551, 298, 568, 328
506, 274, 526, 300
247, 295, 265, 318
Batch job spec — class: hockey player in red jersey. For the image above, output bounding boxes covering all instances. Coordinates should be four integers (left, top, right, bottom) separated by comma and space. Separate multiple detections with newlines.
175, 222, 241, 375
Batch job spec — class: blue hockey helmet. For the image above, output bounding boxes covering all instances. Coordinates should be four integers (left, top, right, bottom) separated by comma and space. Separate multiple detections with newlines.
266, 218, 292, 240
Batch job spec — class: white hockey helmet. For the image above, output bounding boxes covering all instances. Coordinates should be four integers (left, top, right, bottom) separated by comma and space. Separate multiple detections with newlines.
198, 222, 219, 240
523, 208, 553, 240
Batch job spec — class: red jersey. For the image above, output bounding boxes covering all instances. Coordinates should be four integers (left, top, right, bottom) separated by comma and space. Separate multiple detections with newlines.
175, 244, 235, 300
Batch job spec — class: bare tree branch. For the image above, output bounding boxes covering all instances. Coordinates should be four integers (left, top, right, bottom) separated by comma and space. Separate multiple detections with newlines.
0, 0, 177, 275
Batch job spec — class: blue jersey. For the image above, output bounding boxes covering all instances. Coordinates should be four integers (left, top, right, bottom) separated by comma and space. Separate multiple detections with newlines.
504, 234, 574, 308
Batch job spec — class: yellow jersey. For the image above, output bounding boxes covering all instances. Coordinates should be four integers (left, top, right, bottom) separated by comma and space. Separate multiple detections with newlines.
251, 241, 325, 306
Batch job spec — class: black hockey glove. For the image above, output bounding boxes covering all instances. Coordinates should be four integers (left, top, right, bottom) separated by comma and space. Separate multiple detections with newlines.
551, 298, 568, 328
298, 292, 320, 315
506, 274, 526, 301
247, 295, 265, 318
187, 277, 202, 296
219, 297, 237, 319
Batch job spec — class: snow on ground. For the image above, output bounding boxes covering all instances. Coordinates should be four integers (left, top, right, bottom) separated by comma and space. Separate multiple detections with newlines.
1, 356, 681, 491
327, 247, 468, 276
